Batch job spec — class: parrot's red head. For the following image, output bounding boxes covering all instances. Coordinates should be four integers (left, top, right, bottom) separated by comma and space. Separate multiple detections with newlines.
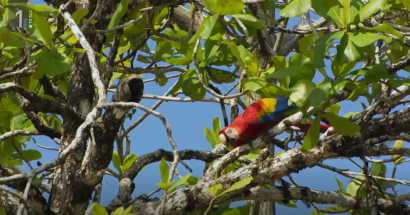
219, 126, 240, 146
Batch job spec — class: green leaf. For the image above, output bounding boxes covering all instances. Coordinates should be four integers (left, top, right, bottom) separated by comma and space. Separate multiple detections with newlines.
204, 117, 221, 147
202, 0, 245, 15
107, 0, 129, 30
32, 11, 53, 46
11, 149, 41, 161
123, 154, 137, 171
312, 0, 345, 28
218, 176, 253, 197
231, 14, 266, 29
265, 66, 299, 79
289, 80, 316, 105
289, 53, 315, 87
351, 30, 392, 47
301, 114, 321, 152
0, 97, 20, 114
112, 206, 124, 215
200, 15, 218, 39
280, 0, 312, 17
326, 103, 341, 115
181, 68, 208, 100
32, 177, 42, 187
304, 87, 328, 107
370, 24, 404, 41
310, 31, 345, 68
237, 45, 259, 76
0, 207, 5, 215
241, 77, 268, 92
324, 112, 361, 135
347, 179, 361, 197
155, 74, 168, 86
359, 0, 388, 22
392, 140, 403, 163
335, 177, 347, 194
207, 184, 223, 196
72, 8, 89, 23
370, 163, 386, 176
336, 33, 362, 64
35, 49, 72, 76
26, 4, 58, 14
168, 173, 191, 193
112, 151, 122, 173
159, 157, 170, 183
339, 0, 350, 27
156, 181, 175, 191
221, 203, 252, 215
92, 203, 109, 215
208, 68, 239, 83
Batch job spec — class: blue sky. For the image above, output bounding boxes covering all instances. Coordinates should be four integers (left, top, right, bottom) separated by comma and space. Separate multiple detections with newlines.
17, 0, 410, 214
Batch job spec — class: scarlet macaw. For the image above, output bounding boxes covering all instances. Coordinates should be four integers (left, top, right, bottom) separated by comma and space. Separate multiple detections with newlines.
219, 97, 331, 148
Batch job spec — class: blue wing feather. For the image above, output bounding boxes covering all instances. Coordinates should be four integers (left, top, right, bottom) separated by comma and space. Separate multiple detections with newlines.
254, 97, 297, 124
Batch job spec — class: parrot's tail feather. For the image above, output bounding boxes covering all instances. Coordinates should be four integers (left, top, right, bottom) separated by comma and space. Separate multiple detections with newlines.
296, 122, 330, 133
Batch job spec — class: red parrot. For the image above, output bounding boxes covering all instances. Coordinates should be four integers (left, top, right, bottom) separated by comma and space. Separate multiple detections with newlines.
219, 97, 331, 148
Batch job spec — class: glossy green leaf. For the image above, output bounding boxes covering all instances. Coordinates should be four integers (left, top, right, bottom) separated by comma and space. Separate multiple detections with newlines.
289, 53, 315, 87
336, 33, 362, 64
351, 31, 392, 47
123, 154, 137, 171
359, 0, 388, 22
310, 31, 345, 68
0, 97, 20, 114
107, 0, 129, 30
340, 0, 350, 27
26, 4, 58, 13
168, 173, 191, 193
241, 77, 268, 92
156, 181, 175, 191
112, 207, 124, 215
11, 149, 41, 161
72, 8, 89, 23
112, 151, 122, 173
265, 66, 299, 79
181, 68, 208, 100
34, 49, 72, 76
232, 14, 266, 29
335, 177, 347, 194
280, 0, 312, 17
289, 80, 316, 105
324, 112, 361, 135
370, 163, 386, 176
204, 127, 219, 147
370, 24, 404, 41
312, 0, 344, 27
218, 176, 253, 197
32, 11, 53, 46
304, 87, 328, 107
221, 203, 252, 215
208, 68, 239, 83
326, 103, 341, 115
202, 0, 245, 15
207, 184, 223, 196
92, 203, 109, 215
301, 114, 321, 152
159, 157, 169, 183
200, 15, 218, 39
155, 74, 168, 86
392, 140, 403, 163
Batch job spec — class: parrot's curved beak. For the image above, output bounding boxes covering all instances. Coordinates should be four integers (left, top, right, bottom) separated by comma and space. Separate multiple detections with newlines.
219, 129, 239, 146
